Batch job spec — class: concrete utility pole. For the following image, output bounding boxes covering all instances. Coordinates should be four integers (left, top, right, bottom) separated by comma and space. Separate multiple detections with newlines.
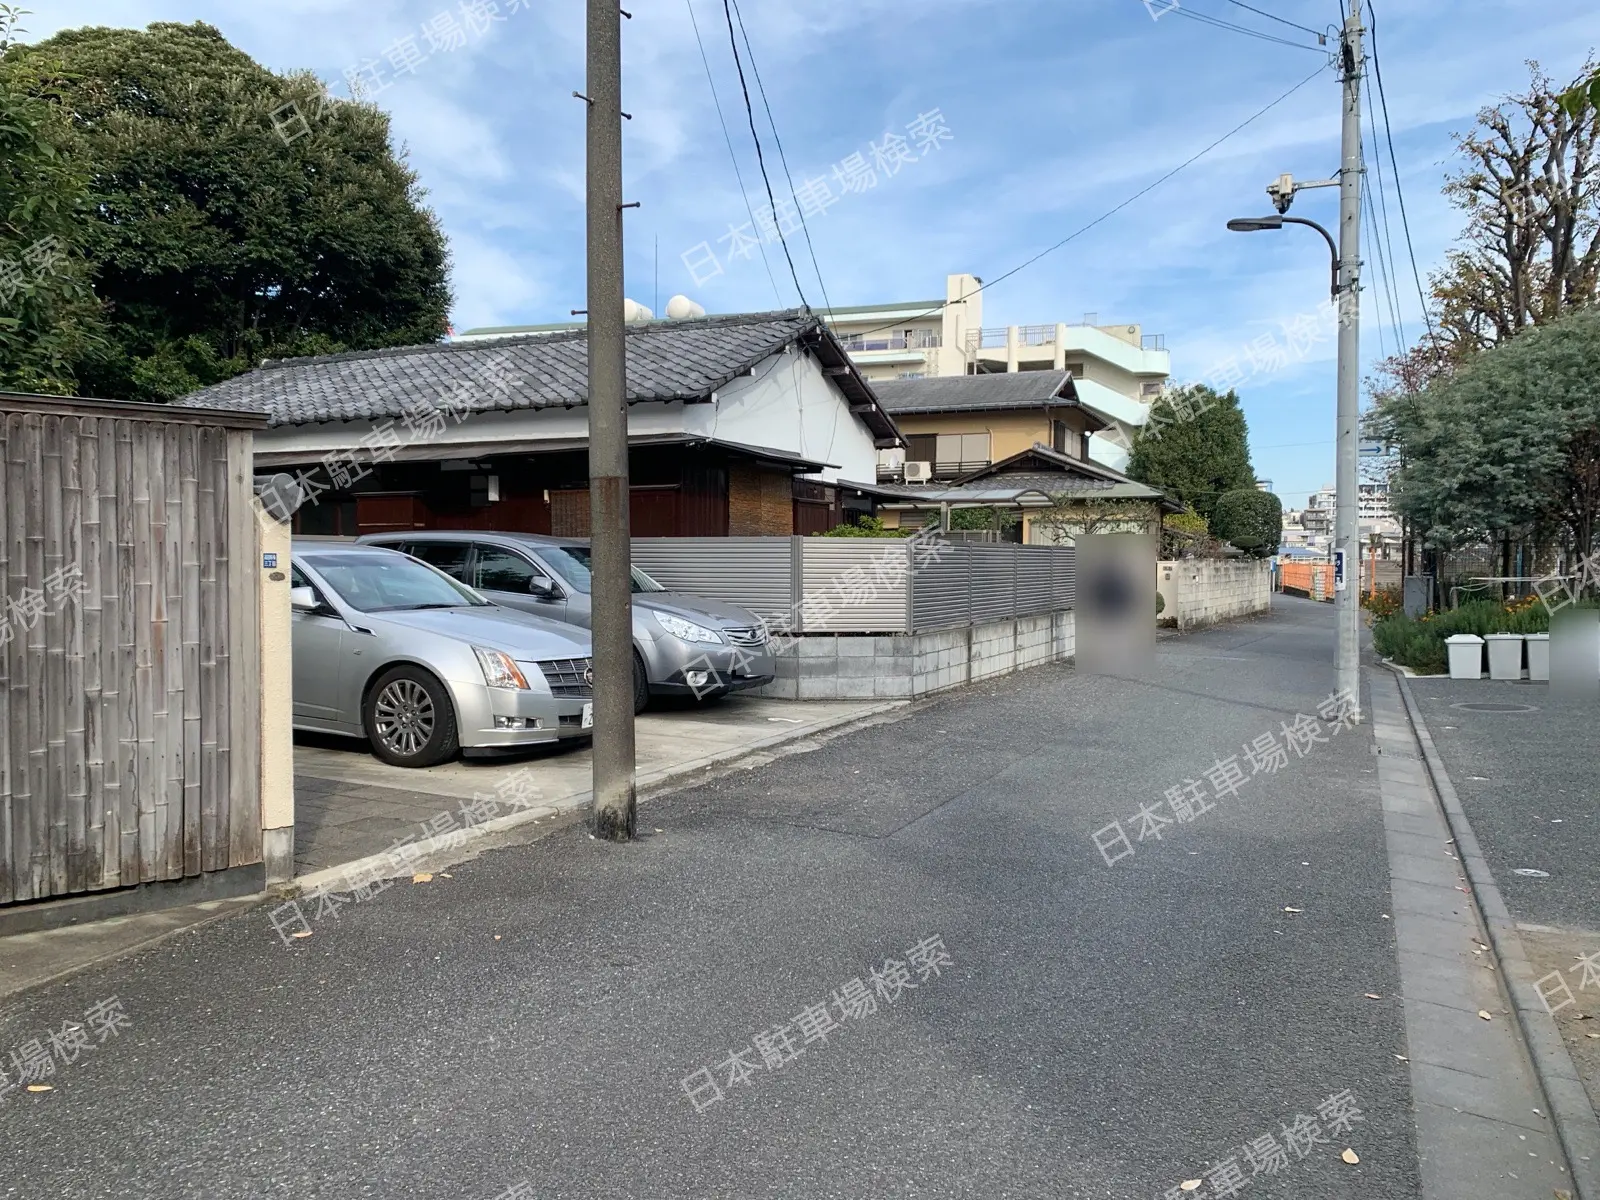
585, 0, 636, 840
1335, 10, 1364, 720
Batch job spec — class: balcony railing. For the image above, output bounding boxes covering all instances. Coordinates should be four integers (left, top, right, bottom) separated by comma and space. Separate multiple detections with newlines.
875, 459, 992, 483
964, 324, 1169, 355
837, 331, 940, 352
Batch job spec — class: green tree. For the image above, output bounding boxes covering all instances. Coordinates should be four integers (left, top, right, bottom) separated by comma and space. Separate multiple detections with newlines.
0, 21, 451, 401
0, 6, 103, 393
1127, 384, 1255, 520
1384, 306, 1600, 561
1210, 489, 1282, 558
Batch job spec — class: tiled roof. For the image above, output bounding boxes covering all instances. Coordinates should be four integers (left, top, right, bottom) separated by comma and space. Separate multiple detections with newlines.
871, 371, 1080, 415
176, 311, 899, 436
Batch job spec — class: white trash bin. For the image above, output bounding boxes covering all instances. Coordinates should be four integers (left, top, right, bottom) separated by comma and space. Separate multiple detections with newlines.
1485, 633, 1524, 681
1446, 634, 1485, 680
1526, 633, 1551, 682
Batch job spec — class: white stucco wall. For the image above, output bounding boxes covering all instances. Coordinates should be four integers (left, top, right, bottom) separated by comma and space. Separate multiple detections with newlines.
691, 346, 879, 484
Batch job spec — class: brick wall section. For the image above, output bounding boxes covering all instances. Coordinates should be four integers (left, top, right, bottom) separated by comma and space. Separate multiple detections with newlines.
1159, 560, 1272, 630
728, 464, 793, 536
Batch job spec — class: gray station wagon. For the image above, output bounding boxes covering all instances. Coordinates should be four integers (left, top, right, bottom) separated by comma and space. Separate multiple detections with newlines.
359, 531, 774, 711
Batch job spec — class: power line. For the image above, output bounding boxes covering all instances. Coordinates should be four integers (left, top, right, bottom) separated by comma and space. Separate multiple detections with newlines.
851, 61, 1333, 340
1163, 4, 1330, 53
1362, 75, 1409, 350
727, 0, 835, 319
1361, 187, 1392, 365
718, 0, 809, 309
1220, 0, 1326, 38
683, 0, 782, 306
1367, 1, 1439, 355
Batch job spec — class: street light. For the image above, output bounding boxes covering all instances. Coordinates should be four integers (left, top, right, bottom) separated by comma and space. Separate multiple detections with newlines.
1226, 215, 1340, 301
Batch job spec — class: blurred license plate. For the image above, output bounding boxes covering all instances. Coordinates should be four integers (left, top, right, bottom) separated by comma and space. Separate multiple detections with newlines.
581, 703, 593, 729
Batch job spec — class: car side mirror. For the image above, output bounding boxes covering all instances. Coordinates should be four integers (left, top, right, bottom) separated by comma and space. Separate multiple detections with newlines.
529, 576, 557, 599
289, 585, 321, 612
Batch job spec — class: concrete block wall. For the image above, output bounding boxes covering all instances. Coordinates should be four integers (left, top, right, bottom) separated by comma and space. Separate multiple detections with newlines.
1159, 560, 1272, 630
751, 611, 1076, 701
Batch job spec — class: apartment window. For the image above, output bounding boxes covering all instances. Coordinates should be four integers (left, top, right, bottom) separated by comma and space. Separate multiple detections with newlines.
1141, 381, 1164, 397
905, 434, 938, 466
934, 432, 990, 476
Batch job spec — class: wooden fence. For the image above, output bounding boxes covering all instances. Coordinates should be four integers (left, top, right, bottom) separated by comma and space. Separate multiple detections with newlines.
0, 394, 267, 906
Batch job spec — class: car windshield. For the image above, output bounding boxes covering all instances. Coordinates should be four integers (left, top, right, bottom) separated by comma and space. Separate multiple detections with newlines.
304, 551, 491, 612
538, 545, 666, 594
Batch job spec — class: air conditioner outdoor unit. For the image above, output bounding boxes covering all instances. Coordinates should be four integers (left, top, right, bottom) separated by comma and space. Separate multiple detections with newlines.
903, 461, 933, 483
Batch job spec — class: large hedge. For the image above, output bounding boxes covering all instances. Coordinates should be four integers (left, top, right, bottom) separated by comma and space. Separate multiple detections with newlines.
1210, 489, 1282, 558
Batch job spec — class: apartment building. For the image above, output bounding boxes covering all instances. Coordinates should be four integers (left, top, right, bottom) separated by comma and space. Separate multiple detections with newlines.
821, 272, 1171, 471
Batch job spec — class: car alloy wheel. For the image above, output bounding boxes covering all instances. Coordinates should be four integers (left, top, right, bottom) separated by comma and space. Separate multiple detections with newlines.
373, 678, 436, 758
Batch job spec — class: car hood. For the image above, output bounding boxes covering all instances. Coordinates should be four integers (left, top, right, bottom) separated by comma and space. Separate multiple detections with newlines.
371, 606, 591, 659
636, 593, 762, 629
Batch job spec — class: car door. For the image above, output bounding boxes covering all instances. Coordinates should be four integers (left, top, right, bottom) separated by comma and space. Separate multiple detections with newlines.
472, 543, 569, 622
289, 564, 350, 726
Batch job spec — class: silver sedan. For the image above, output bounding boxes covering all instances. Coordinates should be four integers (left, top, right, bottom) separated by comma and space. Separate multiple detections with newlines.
290, 542, 595, 767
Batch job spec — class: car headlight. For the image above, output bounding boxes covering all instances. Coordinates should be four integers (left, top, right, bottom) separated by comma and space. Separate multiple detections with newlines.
473, 646, 530, 689
654, 612, 725, 644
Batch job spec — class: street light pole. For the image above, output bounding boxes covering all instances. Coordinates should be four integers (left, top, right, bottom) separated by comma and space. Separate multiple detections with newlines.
585, 0, 636, 840
1334, 9, 1364, 720
1227, 12, 1365, 722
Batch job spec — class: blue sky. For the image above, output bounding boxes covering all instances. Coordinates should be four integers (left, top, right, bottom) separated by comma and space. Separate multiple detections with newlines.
31, 0, 1600, 505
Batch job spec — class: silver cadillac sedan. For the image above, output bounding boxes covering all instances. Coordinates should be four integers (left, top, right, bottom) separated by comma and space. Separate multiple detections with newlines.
290, 542, 595, 767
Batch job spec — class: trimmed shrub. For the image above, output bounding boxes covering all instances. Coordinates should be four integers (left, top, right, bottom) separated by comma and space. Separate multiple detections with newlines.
1210, 490, 1282, 558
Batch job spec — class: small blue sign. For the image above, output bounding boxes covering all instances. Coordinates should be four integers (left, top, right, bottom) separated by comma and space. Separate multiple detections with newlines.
1333, 548, 1347, 591
263, 552, 278, 569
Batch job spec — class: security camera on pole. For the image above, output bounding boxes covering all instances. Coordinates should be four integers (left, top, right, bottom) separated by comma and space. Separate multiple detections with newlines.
1227, 11, 1365, 722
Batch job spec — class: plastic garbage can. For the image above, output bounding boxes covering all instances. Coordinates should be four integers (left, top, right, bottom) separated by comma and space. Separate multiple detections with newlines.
1485, 633, 1524, 681
1446, 634, 1485, 680
1526, 633, 1550, 682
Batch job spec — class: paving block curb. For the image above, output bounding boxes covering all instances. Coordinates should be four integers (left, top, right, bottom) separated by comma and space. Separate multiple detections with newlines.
1391, 665, 1600, 1200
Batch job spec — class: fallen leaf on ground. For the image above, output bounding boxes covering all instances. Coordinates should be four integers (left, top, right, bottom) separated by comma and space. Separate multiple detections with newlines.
1179, 1182, 1201, 1193
1284, 907, 1302, 913
1585, 1033, 1599, 1039
1342, 1148, 1360, 1164
26, 1084, 51, 1092
412, 872, 433, 884
493, 935, 502, 941
654, 828, 664, 833
1395, 1054, 1408, 1061
1365, 993, 1382, 999
1574, 1013, 1591, 1020
438, 872, 452, 878
1479, 1010, 1494, 1020
292, 930, 312, 939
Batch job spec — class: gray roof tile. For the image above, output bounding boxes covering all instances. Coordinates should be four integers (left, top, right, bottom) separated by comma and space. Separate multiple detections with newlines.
871, 371, 1077, 414
176, 311, 822, 428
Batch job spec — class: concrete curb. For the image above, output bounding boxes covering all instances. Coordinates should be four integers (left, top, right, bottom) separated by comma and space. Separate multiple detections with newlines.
283, 698, 911, 900
1390, 665, 1600, 1200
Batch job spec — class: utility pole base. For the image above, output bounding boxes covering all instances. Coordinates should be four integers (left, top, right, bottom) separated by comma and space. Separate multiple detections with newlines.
591, 794, 637, 842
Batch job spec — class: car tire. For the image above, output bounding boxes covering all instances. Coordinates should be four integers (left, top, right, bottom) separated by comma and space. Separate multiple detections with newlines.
633, 651, 651, 715
363, 666, 459, 768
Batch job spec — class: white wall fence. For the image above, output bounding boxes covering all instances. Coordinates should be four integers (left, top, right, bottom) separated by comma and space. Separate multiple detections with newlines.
1157, 560, 1272, 631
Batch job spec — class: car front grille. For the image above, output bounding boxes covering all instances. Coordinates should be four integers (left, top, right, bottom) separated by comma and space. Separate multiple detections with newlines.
536, 657, 593, 697
723, 626, 768, 648
558, 714, 588, 728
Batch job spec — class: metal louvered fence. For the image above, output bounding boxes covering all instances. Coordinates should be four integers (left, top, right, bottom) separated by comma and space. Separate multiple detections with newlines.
631, 537, 1075, 635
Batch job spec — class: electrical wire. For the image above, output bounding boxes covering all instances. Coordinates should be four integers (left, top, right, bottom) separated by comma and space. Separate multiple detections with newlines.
727, 0, 835, 320
1220, 0, 1326, 38
1367, 1, 1439, 355
1361, 187, 1392, 365
1162, 5, 1330, 53
683, 0, 782, 306
718, 0, 809, 309
1362, 77, 1409, 350
848, 61, 1333, 341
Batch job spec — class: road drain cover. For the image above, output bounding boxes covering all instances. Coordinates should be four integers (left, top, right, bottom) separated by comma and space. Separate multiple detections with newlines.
1450, 702, 1540, 713
1513, 868, 1551, 877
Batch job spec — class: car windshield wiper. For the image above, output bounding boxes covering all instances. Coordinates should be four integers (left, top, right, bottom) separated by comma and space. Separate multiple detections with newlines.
404, 602, 476, 610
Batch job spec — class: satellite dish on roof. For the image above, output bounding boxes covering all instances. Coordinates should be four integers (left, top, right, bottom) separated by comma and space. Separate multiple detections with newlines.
623, 298, 654, 323
665, 294, 705, 320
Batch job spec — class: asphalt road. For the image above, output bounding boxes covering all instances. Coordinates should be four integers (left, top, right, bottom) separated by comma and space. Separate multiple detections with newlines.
1405, 675, 1597, 932
0, 597, 1421, 1199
